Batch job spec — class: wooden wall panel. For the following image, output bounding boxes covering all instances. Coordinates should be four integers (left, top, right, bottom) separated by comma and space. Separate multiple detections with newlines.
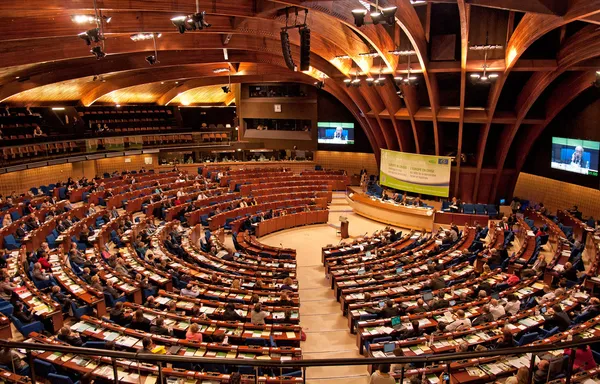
514, 172, 600, 218
313, 151, 378, 177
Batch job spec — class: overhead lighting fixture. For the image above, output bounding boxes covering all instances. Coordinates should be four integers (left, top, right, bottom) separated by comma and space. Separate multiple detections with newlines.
352, 1, 396, 27
469, 32, 503, 84
52, 107, 65, 111
223, 48, 228, 61
145, 55, 157, 65
130, 32, 161, 41
366, 77, 375, 86
335, 55, 351, 60
314, 80, 325, 90
351, 9, 368, 27
213, 68, 230, 74
90, 46, 105, 59
344, 78, 352, 87
593, 70, 600, 88
221, 85, 231, 94
170, 10, 211, 34
410, 0, 427, 4
115, 104, 121, 108
351, 78, 361, 87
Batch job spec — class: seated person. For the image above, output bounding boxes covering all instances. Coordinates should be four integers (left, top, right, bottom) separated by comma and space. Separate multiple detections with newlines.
409, 299, 428, 314
109, 302, 132, 326
103, 280, 123, 300
379, 300, 401, 318
58, 326, 84, 346
222, 303, 244, 322
401, 320, 423, 339
564, 335, 597, 372
472, 305, 494, 326
150, 316, 173, 336
13, 301, 34, 324
51, 286, 73, 313
275, 292, 294, 307
543, 304, 571, 331
180, 284, 200, 298
144, 296, 160, 309
430, 291, 449, 310
186, 323, 203, 342
446, 309, 471, 331
130, 309, 151, 332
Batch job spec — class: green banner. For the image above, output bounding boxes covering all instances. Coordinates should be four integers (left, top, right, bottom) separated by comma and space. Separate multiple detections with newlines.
379, 149, 452, 197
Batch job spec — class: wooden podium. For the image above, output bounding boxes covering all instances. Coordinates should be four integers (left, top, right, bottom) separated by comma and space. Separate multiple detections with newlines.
340, 216, 349, 239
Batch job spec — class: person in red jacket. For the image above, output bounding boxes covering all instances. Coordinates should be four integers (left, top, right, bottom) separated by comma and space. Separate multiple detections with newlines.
37, 251, 52, 272
564, 336, 598, 372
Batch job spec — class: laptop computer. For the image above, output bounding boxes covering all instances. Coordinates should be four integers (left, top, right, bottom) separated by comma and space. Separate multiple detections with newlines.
423, 292, 434, 302
391, 316, 403, 330
396, 267, 403, 274
383, 342, 396, 356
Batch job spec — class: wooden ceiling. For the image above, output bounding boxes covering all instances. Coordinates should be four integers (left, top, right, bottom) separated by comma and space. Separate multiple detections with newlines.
1, 0, 599, 202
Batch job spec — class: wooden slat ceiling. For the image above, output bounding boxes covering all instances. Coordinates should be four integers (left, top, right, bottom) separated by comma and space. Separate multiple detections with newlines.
0, 0, 599, 202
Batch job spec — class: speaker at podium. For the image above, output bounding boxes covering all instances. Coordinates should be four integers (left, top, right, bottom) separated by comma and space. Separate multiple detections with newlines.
339, 215, 349, 239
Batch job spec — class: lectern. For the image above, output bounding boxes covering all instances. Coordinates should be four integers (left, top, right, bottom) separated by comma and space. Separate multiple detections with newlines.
339, 216, 349, 239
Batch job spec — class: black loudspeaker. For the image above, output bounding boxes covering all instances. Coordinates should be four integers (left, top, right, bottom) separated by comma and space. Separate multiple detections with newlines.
280, 31, 295, 71
300, 28, 311, 71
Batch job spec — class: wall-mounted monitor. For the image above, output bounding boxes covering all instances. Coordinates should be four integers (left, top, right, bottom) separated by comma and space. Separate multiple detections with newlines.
317, 122, 354, 144
551, 137, 599, 176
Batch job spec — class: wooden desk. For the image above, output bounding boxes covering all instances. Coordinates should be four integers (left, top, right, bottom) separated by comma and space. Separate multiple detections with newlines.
347, 192, 435, 231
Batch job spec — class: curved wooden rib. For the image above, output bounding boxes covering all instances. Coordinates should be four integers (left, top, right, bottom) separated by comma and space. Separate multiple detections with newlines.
454, 0, 470, 197
472, 0, 600, 200
488, 26, 600, 199
358, 86, 395, 150
400, 84, 421, 154
514, 71, 597, 174
375, 80, 405, 152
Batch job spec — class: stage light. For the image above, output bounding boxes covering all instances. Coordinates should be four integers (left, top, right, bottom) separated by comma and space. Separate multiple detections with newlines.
171, 16, 188, 34
91, 46, 105, 59
382, 6, 398, 20
222, 85, 231, 94
314, 80, 325, 90
352, 9, 368, 27
145, 55, 157, 65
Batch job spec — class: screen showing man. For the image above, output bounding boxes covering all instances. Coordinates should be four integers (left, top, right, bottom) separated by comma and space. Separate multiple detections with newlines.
551, 137, 599, 176
317, 122, 355, 144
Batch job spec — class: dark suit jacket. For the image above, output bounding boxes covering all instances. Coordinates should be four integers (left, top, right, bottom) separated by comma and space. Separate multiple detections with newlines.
130, 317, 152, 332
150, 325, 172, 336
545, 311, 571, 331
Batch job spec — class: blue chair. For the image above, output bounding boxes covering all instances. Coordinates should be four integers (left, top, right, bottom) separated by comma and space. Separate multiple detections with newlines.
48, 373, 75, 384
365, 336, 392, 352
4, 235, 21, 250
474, 204, 486, 215
540, 326, 559, 338
103, 293, 127, 308
441, 201, 451, 212
11, 315, 44, 337
30, 187, 39, 195
515, 332, 539, 346
46, 234, 57, 249
463, 204, 475, 214
70, 302, 92, 320
10, 211, 21, 221
246, 338, 268, 347
58, 187, 67, 200
486, 204, 498, 217
0, 300, 14, 316
34, 359, 57, 377
82, 341, 107, 349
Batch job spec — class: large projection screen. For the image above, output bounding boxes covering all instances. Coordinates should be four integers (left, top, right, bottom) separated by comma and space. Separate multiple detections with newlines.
380, 149, 452, 197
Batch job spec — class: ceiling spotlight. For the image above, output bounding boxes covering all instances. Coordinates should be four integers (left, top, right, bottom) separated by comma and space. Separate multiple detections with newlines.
103, 15, 112, 23
222, 85, 231, 94
213, 68, 230, 74
366, 77, 375, 86
396, 89, 404, 98
145, 55, 157, 65
374, 77, 385, 86
130, 32, 161, 41
594, 71, 600, 88
394, 76, 403, 85
335, 55, 351, 60
410, 0, 427, 4
344, 79, 352, 88
171, 16, 188, 34
403, 75, 418, 84
90, 46, 105, 60
314, 80, 325, 90
351, 78, 361, 87
352, 9, 368, 27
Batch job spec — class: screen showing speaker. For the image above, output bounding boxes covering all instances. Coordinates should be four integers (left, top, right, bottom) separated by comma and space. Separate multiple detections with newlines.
550, 137, 599, 176
317, 122, 355, 144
